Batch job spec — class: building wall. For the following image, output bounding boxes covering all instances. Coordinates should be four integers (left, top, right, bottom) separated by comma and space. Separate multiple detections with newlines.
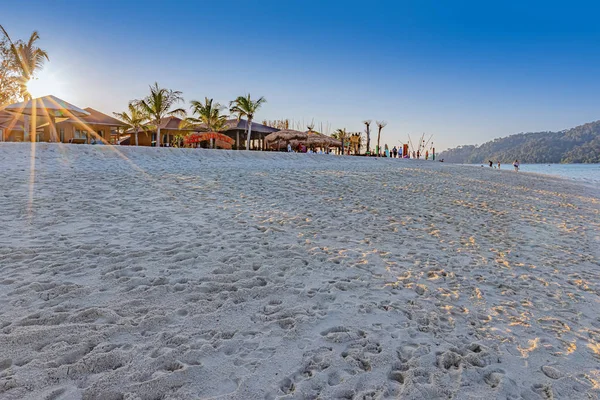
4, 129, 24, 142
1, 122, 114, 143
127, 130, 185, 146
48, 123, 112, 143
135, 131, 153, 146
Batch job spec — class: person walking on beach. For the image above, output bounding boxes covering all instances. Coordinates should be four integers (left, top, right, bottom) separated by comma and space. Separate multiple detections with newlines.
497, 161, 501, 169
489, 160, 493, 167
392, 146, 398, 158
513, 160, 519, 171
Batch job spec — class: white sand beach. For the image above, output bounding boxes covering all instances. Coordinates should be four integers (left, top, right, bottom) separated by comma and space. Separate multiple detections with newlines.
1, 143, 599, 400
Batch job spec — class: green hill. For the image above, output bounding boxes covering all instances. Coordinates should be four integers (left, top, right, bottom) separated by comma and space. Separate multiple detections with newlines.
439, 121, 600, 164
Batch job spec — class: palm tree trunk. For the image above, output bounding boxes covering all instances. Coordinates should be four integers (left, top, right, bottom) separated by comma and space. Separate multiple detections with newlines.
156, 126, 161, 147
135, 130, 139, 146
366, 126, 370, 154
23, 115, 30, 142
377, 129, 381, 158
246, 118, 253, 151
236, 131, 240, 150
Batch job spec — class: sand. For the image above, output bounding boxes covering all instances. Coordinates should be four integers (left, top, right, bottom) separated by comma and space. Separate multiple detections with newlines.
0, 143, 599, 400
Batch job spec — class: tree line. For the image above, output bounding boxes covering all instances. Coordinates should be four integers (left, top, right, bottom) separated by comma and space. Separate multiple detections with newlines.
114, 84, 266, 149
439, 121, 600, 164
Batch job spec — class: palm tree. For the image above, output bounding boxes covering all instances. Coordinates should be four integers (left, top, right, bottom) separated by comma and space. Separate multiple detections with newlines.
184, 97, 227, 131
333, 128, 349, 155
376, 120, 387, 157
183, 97, 228, 148
113, 103, 149, 146
136, 82, 185, 147
363, 120, 372, 155
0, 25, 49, 100
229, 94, 267, 150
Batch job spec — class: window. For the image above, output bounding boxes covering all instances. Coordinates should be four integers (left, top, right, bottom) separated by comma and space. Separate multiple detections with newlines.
59, 128, 65, 143
74, 130, 87, 139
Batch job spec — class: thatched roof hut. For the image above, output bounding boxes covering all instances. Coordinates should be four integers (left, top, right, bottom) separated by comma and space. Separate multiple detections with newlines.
265, 129, 308, 143
306, 132, 336, 147
328, 137, 342, 147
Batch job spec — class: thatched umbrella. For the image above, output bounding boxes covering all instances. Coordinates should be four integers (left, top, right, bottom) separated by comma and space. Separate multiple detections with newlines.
265, 129, 307, 142
328, 137, 342, 148
303, 132, 335, 152
265, 129, 307, 151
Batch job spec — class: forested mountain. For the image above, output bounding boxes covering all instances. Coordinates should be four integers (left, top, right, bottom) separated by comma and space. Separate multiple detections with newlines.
439, 120, 600, 164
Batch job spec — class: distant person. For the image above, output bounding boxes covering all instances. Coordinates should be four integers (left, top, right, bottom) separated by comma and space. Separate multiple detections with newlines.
489, 160, 493, 167
513, 160, 520, 171
497, 161, 501, 169
287, 143, 292, 153
392, 146, 398, 158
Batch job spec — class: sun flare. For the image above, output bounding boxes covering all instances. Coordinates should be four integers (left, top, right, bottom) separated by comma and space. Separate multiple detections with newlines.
26, 68, 67, 99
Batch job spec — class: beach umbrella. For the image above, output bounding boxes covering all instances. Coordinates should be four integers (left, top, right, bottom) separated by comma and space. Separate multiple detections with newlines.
4, 95, 90, 142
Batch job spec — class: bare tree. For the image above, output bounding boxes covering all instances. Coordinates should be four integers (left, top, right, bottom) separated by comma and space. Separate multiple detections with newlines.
363, 120, 372, 155
376, 120, 387, 158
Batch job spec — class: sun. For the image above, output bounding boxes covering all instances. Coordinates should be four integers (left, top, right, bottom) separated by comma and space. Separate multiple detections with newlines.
26, 67, 68, 99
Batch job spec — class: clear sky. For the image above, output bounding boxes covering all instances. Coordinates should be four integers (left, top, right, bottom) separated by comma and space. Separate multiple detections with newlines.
3, 0, 600, 151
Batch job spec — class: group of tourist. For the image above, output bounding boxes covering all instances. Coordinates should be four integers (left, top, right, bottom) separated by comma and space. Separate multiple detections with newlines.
487, 159, 520, 171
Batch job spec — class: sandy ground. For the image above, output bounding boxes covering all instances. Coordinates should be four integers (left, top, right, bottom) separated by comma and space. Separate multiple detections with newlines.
0, 143, 599, 400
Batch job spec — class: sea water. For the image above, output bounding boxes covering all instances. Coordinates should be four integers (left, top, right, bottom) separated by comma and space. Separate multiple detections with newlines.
471, 163, 600, 184
517, 164, 600, 184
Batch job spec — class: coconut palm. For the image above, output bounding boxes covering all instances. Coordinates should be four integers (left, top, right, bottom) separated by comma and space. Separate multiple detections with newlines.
113, 103, 150, 146
229, 94, 267, 150
184, 97, 227, 132
0, 25, 49, 100
376, 120, 387, 157
363, 120, 372, 155
182, 97, 228, 148
136, 82, 185, 147
332, 128, 349, 155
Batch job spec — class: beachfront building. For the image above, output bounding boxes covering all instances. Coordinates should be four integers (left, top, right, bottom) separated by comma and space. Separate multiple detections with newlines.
0, 111, 27, 142
47, 108, 128, 144
225, 119, 280, 150
193, 119, 279, 150
124, 117, 280, 149
1, 98, 127, 144
123, 116, 196, 146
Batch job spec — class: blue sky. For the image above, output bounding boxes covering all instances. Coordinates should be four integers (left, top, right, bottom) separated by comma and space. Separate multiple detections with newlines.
3, 0, 600, 150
